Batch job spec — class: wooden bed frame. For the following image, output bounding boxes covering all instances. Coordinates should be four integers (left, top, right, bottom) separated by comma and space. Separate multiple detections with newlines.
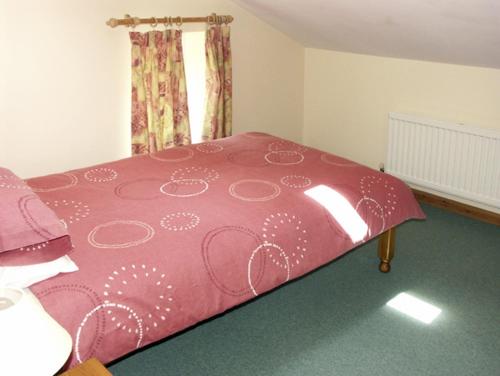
377, 227, 395, 273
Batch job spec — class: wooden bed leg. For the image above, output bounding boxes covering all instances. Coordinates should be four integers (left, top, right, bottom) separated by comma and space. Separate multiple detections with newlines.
378, 227, 395, 273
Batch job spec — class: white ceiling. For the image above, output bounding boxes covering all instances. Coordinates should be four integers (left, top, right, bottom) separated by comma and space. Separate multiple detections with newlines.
233, 0, 500, 69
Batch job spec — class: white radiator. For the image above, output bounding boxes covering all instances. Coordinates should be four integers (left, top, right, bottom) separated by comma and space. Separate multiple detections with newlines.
386, 113, 500, 211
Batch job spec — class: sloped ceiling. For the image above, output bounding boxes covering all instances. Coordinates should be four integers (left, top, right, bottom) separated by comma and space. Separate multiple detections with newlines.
232, 0, 500, 69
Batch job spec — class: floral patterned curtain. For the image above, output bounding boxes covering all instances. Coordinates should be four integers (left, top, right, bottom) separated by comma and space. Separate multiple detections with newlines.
130, 30, 191, 155
202, 25, 232, 141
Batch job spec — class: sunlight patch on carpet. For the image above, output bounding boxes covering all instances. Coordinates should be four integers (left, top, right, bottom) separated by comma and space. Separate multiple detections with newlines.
386, 292, 442, 324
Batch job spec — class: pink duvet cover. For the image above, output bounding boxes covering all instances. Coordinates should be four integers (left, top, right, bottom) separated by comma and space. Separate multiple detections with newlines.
29, 133, 424, 368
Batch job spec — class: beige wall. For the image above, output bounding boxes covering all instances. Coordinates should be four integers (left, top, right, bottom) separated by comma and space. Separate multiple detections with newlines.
303, 48, 500, 169
4, 1, 499, 179
0, 0, 304, 178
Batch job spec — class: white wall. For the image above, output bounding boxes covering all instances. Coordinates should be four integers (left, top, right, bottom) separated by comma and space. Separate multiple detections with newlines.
0, 0, 304, 178
303, 48, 500, 169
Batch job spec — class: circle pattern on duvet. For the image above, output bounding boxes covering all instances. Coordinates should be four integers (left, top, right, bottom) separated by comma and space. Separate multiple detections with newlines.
360, 175, 398, 217
45, 199, 90, 225
75, 302, 143, 364
227, 150, 269, 167
264, 151, 304, 165
35, 284, 105, 365
280, 175, 312, 189
262, 213, 308, 268
160, 212, 200, 231
196, 143, 223, 153
171, 166, 219, 182
229, 179, 281, 202
84, 168, 118, 183
18, 194, 58, 240
355, 197, 385, 238
115, 178, 165, 200
268, 140, 308, 153
149, 147, 194, 162
202, 226, 266, 296
103, 264, 174, 335
160, 179, 209, 197
320, 153, 357, 167
88, 220, 155, 249
28, 173, 78, 192
0, 173, 30, 189
248, 243, 290, 296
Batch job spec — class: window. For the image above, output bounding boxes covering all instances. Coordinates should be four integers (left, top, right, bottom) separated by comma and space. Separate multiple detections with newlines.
182, 31, 206, 144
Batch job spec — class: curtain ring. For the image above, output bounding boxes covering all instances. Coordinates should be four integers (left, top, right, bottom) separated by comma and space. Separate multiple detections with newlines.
132, 17, 140, 28
151, 17, 158, 28
208, 13, 216, 26
124, 14, 132, 28
163, 16, 169, 29
175, 16, 183, 28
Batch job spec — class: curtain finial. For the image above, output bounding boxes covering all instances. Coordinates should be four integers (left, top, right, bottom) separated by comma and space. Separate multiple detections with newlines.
106, 18, 119, 27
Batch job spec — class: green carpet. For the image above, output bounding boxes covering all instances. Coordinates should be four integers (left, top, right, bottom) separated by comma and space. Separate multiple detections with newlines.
109, 204, 500, 375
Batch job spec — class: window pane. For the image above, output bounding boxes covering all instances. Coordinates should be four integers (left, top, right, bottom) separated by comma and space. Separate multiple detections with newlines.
182, 31, 206, 144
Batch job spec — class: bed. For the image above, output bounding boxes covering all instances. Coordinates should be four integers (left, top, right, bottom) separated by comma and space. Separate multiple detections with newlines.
13, 132, 424, 368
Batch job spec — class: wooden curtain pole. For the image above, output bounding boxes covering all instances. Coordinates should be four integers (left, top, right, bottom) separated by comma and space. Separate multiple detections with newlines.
106, 13, 234, 28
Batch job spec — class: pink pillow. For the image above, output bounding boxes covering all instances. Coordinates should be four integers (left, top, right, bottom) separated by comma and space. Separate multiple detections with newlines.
0, 168, 73, 266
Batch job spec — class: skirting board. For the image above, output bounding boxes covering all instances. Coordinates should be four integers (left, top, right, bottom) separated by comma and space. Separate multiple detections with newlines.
412, 189, 500, 226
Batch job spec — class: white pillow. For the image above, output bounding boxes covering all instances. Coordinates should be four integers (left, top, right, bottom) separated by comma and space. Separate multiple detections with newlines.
0, 255, 78, 288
